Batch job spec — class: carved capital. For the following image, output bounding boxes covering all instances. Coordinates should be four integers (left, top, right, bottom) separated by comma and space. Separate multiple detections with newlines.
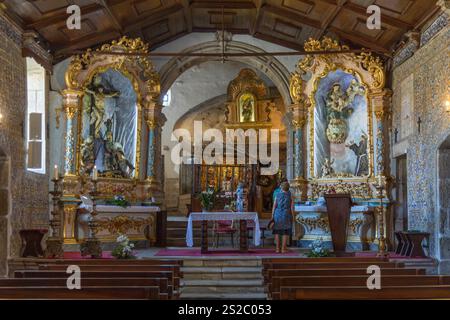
62, 89, 83, 120
290, 103, 308, 128
371, 89, 392, 120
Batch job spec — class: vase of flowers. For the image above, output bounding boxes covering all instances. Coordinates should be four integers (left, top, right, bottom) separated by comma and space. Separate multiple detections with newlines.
197, 188, 216, 212
306, 238, 330, 258
112, 234, 136, 259
106, 195, 130, 208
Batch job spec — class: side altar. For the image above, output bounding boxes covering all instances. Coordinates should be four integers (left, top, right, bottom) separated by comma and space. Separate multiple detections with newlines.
55, 37, 166, 247
288, 38, 392, 252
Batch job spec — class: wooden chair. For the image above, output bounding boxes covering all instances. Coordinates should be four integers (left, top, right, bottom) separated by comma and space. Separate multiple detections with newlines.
213, 220, 237, 247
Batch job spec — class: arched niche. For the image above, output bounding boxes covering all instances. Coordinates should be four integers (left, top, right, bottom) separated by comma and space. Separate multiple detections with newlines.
289, 37, 391, 201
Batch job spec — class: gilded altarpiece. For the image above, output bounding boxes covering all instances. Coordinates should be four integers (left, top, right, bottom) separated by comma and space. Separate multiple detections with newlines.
289, 38, 392, 250
60, 37, 165, 244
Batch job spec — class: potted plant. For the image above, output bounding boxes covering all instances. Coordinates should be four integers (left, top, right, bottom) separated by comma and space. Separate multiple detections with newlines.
306, 238, 330, 258
111, 234, 136, 259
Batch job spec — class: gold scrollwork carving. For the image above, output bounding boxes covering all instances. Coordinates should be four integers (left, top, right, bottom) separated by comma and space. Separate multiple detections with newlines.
97, 215, 154, 235
311, 180, 372, 199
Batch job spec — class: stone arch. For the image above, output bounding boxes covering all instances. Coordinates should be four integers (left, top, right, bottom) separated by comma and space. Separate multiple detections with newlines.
0, 148, 11, 276
158, 40, 292, 107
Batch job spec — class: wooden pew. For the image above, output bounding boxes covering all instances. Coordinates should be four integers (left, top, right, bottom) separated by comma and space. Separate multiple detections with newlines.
0, 278, 171, 300
0, 286, 161, 300
262, 257, 389, 263
280, 285, 450, 300
263, 264, 413, 284
37, 264, 181, 287
14, 270, 179, 298
270, 275, 450, 299
264, 268, 426, 289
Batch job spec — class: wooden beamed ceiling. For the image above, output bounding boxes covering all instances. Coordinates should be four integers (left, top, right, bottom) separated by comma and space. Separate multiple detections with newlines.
2, 0, 441, 62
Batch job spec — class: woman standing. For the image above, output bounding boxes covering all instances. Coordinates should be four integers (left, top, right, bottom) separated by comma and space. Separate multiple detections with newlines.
271, 181, 294, 253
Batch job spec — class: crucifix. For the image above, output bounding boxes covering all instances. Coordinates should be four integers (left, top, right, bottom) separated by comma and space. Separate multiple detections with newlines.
417, 117, 422, 134
394, 128, 399, 143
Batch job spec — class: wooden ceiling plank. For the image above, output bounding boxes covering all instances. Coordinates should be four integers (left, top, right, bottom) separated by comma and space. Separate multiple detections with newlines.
343, 2, 413, 30
26, 3, 104, 29
254, 31, 304, 51
97, 0, 123, 33
315, 0, 348, 39
328, 26, 390, 55
122, 3, 184, 34
262, 3, 322, 29
179, 0, 193, 32
250, 0, 265, 35
189, 1, 256, 9
53, 29, 121, 57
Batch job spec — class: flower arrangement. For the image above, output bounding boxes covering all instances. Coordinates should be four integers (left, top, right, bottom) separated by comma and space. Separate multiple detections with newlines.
197, 188, 216, 211
106, 195, 130, 208
112, 234, 136, 259
306, 238, 330, 258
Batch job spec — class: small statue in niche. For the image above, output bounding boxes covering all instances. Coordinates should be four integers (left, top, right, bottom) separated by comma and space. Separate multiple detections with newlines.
325, 80, 365, 144
346, 132, 369, 176
239, 94, 255, 122
321, 158, 335, 178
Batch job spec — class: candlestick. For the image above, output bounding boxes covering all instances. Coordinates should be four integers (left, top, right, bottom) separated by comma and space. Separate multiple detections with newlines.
53, 165, 59, 180
92, 165, 98, 181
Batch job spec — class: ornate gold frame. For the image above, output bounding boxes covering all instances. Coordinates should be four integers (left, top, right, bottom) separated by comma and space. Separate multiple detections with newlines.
64, 37, 160, 181
289, 37, 386, 184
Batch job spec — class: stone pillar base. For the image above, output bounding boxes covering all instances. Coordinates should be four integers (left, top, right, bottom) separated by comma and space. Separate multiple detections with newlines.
80, 239, 102, 258
45, 238, 64, 258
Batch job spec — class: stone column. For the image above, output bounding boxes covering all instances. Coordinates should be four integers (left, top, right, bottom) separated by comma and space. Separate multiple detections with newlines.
62, 90, 82, 176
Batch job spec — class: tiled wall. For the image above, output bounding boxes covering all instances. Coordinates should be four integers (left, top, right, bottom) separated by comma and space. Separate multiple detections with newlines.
392, 22, 450, 270
0, 13, 49, 275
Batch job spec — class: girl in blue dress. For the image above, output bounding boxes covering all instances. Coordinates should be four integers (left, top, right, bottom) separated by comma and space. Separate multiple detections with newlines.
271, 181, 294, 253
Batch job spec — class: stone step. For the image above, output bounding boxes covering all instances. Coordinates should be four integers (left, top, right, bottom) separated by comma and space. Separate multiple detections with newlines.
183, 259, 262, 267
182, 279, 263, 287
180, 292, 267, 300
181, 284, 265, 294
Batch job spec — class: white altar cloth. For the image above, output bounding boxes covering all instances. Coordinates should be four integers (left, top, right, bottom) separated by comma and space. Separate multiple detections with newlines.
295, 205, 372, 213
186, 212, 261, 247
78, 195, 160, 213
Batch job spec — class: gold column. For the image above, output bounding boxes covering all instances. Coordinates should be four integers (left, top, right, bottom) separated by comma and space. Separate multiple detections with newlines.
62, 89, 83, 176
144, 99, 166, 199
289, 102, 308, 201
371, 89, 392, 255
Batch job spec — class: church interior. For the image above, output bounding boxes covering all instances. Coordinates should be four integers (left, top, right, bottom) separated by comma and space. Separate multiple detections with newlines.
0, 0, 449, 301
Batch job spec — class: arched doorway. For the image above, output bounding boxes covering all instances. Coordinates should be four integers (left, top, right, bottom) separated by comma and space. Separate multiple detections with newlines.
438, 134, 450, 273
0, 148, 11, 276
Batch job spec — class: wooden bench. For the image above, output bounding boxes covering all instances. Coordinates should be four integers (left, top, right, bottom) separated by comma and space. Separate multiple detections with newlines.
14, 270, 179, 298
262, 257, 389, 263
0, 278, 171, 300
264, 268, 426, 289
279, 285, 450, 300
38, 259, 183, 266
262, 264, 414, 282
270, 275, 450, 299
0, 286, 161, 300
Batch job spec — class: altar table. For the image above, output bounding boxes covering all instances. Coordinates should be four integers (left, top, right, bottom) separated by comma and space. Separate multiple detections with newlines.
186, 212, 261, 253
77, 200, 159, 243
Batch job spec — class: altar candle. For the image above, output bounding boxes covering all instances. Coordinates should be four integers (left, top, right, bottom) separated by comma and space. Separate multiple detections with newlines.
378, 175, 382, 186
53, 165, 59, 180
93, 166, 98, 181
